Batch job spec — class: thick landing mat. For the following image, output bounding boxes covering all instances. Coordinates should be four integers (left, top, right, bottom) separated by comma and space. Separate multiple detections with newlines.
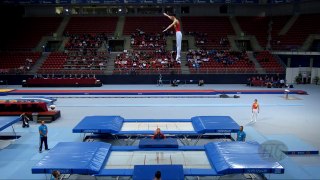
205, 141, 284, 174
0, 89, 15, 96
0, 89, 15, 93
32, 142, 111, 174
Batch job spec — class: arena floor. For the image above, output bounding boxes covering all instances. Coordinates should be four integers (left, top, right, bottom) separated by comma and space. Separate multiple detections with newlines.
0, 84, 319, 179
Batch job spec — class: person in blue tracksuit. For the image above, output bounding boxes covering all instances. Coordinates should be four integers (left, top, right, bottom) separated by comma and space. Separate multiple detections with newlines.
39, 120, 49, 153
236, 126, 246, 142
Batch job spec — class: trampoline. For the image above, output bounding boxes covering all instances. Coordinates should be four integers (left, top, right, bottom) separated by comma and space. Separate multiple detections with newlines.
72, 116, 240, 145
0, 116, 21, 138
0, 96, 56, 105
21, 96, 57, 104
31, 141, 284, 178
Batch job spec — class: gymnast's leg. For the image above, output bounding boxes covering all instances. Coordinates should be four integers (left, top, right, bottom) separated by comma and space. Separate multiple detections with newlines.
176, 31, 182, 61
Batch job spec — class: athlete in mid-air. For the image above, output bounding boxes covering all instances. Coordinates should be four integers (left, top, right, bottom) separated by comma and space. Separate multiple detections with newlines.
163, 13, 182, 61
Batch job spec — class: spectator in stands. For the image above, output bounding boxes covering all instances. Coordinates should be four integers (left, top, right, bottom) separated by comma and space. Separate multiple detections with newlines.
266, 81, 272, 88
158, 74, 163, 86
99, 62, 104, 70
39, 121, 49, 153
246, 77, 251, 86
198, 79, 204, 86
163, 13, 182, 61
279, 79, 285, 88
236, 126, 246, 142
52, 170, 61, 180
20, 113, 30, 128
152, 128, 165, 139
251, 99, 260, 123
25, 58, 33, 67
154, 170, 161, 180
171, 79, 178, 87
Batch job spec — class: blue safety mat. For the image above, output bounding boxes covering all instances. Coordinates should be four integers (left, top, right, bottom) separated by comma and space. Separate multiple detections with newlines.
133, 165, 184, 180
73, 116, 124, 133
139, 138, 179, 148
205, 142, 284, 174
73, 116, 240, 135
192, 116, 240, 133
32, 142, 111, 174
0, 116, 21, 131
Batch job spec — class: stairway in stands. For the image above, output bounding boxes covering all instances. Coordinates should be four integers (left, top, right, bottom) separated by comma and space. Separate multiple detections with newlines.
29, 52, 50, 74
114, 16, 125, 37
180, 52, 190, 74
278, 14, 298, 35
105, 53, 117, 75
246, 51, 265, 74
229, 16, 243, 36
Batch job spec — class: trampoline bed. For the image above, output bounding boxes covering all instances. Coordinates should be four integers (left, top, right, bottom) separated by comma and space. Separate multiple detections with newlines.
32, 141, 284, 178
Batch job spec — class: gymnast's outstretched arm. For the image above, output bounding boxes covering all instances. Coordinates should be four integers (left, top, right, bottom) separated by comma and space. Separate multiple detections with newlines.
163, 13, 178, 32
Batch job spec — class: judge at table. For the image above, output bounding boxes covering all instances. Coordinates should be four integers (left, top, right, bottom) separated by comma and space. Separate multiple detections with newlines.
152, 128, 166, 139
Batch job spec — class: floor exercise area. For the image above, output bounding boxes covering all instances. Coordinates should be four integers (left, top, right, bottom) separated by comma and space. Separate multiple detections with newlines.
0, 84, 319, 180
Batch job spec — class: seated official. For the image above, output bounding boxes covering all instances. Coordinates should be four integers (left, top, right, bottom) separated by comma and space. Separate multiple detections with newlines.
266, 81, 272, 88
171, 79, 178, 87
152, 128, 166, 139
198, 79, 204, 86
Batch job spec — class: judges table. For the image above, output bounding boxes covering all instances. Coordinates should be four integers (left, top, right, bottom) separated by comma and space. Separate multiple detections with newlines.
139, 138, 179, 148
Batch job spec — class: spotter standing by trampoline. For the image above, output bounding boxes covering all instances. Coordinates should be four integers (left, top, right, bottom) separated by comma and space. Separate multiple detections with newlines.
163, 12, 182, 62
